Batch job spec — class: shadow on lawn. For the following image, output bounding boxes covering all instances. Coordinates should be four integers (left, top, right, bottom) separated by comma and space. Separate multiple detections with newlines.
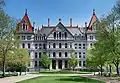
55, 76, 104, 83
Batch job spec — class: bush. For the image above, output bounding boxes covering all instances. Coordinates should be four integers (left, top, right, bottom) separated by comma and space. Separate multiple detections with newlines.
0, 72, 18, 78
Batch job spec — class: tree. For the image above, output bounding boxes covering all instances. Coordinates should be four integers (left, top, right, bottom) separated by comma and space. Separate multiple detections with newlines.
8, 48, 30, 75
0, 0, 5, 9
40, 53, 51, 70
68, 52, 78, 71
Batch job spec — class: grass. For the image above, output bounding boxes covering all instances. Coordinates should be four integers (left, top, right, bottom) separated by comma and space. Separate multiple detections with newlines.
16, 76, 105, 83
30, 70, 92, 74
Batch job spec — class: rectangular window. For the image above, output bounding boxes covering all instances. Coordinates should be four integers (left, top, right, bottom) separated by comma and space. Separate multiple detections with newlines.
70, 44, 72, 48
53, 52, 56, 57
79, 61, 81, 66
59, 43, 62, 48
35, 61, 37, 67
83, 61, 86, 66
79, 52, 81, 58
39, 44, 41, 49
39, 52, 41, 58
28, 43, 30, 48
83, 52, 85, 55
43, 44, 46, 49
49, 52, 50, 57
90, 36, 93, 40
22, 43, 25, 48
65, 43, 67, 48
83, 44, 85, 49
75, 52, 77, 58
83, 55, 85, 58
27, 36, 31, 40
22, 36, 25, 40
79, 44, 81, 49
35, 44, 37, 49
35, 52, 37, 58
49, 43, 50, 48
53, 43, 56, 48
75, 43, 77, 49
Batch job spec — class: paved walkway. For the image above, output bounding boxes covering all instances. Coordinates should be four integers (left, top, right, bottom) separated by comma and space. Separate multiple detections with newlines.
0, 74, 40, 83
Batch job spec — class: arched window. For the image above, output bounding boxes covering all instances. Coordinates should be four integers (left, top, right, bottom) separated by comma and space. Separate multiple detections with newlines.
59, 43, 62, 48
65, 52, 67, 57
54, 32, 56, 39
64, 32, 67, 39
22, 43, 25, 48
53, 43, 56, 48
23, 23, 25, 30
59, 52, 61, 57
59, 32, 61, 39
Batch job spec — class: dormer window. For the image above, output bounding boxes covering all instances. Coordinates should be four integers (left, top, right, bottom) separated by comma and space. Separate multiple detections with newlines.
59, 32, 61, 39
23, 23, 25, 30
26, 24, 28, 30
65, 32, 67, 39
54, 32, 56, 39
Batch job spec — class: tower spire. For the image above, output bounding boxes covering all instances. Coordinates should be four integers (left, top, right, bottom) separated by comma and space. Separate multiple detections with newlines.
93, 9, 95, 15
25, 9, 27, 15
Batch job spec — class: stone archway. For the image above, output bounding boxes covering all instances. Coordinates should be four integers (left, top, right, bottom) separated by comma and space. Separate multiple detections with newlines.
58, 60, 62, 69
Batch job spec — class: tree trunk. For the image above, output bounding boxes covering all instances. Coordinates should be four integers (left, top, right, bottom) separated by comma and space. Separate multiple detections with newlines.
19, 68, 22, 76
2, 54, 6, 77
116, 65, 119, 76
100, 65, 103, 76
73, 67, 75, 71
109, 65, 112, 76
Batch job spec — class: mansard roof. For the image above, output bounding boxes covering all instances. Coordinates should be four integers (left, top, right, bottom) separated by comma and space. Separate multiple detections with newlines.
17, 10, 33, 32
40, 22, 83, 37
88, 9, 97, 30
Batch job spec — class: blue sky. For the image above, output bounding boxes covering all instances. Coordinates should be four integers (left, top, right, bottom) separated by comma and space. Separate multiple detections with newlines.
4, 0, 116, 27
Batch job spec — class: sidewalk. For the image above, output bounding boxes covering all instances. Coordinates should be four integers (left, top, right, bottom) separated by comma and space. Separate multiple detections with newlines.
0, 74, 40, 83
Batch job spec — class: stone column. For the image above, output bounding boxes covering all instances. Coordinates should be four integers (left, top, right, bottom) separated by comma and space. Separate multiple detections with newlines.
81, 60, 83, 68
56, 60, 58, 69
62, 60, 65, 69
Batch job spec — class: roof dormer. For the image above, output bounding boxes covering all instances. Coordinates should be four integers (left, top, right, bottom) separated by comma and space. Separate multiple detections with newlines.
88, 9, 97, 31
17, 9, 33, 32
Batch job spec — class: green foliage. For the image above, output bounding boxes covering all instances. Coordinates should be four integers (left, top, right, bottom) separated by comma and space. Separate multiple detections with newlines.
40, 53, 51, 69
68, 52, 78, 70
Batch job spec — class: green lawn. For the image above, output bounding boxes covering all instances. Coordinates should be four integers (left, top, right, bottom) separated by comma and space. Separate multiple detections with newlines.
16, 76, 105, 83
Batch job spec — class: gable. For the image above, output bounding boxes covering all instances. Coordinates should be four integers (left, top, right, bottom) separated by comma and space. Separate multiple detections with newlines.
47, 22, 74, 39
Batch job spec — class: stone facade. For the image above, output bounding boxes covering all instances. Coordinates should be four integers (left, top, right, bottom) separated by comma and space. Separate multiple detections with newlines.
17, 10, 97, 71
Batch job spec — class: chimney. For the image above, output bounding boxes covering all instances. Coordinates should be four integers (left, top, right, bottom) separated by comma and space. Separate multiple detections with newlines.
70, 18, 72, 27
85, 22, 87, 28
48, 18, 50, 27
85, 22, 87, 32
32, 22, 35, 31
33, 22, 35, 27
